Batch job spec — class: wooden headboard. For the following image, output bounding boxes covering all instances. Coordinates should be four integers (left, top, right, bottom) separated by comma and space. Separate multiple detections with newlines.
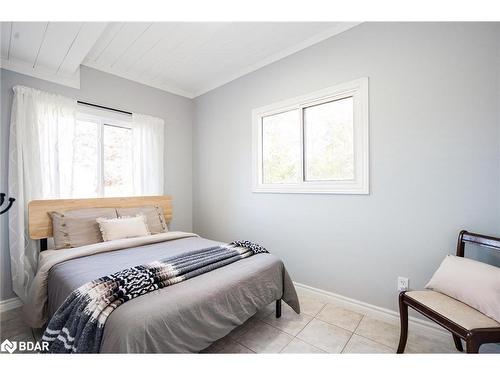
28, 195, 172, 240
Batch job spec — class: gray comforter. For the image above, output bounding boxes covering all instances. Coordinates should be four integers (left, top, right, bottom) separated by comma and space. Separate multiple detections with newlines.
45, 236, 299, 353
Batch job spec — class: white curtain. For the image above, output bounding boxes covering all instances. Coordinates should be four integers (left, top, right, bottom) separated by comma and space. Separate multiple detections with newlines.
8, 85, 77, 301
131, 113, 165, 195
8, 87, 164, 300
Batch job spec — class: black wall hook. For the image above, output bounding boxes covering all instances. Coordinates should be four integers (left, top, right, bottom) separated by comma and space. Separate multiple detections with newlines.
0, 193, 15, 215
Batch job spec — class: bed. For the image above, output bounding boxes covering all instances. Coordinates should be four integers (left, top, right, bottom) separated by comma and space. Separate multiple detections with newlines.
23, 196, 300, 353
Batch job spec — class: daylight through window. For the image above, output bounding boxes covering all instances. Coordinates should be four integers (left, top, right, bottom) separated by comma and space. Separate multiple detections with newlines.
72, 113, 133, 197
253, 78, 368, 194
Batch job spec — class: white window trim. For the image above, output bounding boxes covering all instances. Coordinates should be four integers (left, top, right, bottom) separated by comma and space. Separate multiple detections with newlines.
252, 77, 369, 194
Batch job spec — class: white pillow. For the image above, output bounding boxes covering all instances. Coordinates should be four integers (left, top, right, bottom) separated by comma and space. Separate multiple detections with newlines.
96, 215, 151, 241
426, 255, 500, 323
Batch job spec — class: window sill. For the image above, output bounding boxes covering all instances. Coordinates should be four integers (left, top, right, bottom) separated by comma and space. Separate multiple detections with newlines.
252, 182, 369, 195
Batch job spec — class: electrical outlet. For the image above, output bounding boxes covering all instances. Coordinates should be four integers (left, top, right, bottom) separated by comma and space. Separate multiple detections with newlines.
397, 277, 409, 292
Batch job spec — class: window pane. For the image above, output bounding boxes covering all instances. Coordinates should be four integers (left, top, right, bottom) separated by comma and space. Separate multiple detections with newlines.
72, 120, 100, 197
304, 97, 354, 181
103, 125, 132, 196
262, 109, 301, 184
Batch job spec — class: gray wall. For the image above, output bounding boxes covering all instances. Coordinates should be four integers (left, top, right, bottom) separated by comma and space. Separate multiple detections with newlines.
1, 23, 499, 313
0, 66, 193, 300
193, 23, 500, 312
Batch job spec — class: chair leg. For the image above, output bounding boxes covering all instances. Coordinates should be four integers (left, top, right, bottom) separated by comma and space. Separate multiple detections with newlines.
397, 293, 408, 354
465, 337, 480, 354
452, 334, 464, 352
276, 299, 282, 318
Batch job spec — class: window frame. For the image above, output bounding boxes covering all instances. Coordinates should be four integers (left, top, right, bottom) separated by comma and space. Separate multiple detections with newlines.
252, 77, 369, 194
75, 107, 133, 197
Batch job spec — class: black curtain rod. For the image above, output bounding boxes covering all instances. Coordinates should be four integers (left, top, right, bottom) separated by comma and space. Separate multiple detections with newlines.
77, 100, 132, 116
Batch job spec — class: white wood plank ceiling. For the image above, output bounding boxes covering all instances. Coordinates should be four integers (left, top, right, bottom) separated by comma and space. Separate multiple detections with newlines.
1, 22, 359, 97
1, 22, 107, 87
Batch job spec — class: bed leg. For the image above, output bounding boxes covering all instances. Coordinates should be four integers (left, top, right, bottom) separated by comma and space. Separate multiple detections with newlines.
276, 299, 282, 318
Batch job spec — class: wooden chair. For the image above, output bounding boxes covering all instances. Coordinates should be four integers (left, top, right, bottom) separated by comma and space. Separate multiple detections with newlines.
397, 230, 500, 354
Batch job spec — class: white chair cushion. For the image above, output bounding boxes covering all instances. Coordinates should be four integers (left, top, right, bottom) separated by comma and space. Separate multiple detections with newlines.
406, 290, 500, 330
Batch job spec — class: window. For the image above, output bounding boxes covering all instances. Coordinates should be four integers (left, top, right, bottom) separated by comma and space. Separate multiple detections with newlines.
252, 78, 369, 194
72, 110, 133, 197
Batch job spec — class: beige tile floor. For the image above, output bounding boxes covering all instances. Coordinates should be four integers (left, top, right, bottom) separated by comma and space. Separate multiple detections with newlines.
204, 289, 500, 354
2, 288, 499, 354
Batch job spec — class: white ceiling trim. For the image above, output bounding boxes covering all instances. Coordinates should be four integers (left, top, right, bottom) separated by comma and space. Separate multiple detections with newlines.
0, 57, 81, 88
81, 60, 195, 98
192, 22, 361, 97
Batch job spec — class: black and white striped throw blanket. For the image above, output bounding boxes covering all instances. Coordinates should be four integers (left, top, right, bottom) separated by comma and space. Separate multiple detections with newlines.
42, 241, 268, 353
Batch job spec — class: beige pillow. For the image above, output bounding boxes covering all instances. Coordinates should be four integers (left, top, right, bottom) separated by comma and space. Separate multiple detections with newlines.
50, 208, 118, 249
96, 215, 151, 241
426, 255, 500, 323
116, 206, 168, 234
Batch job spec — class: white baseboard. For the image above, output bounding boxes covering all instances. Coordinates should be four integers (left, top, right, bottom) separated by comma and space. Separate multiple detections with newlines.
293, 282, 448, 337
0, 297, 22, 313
